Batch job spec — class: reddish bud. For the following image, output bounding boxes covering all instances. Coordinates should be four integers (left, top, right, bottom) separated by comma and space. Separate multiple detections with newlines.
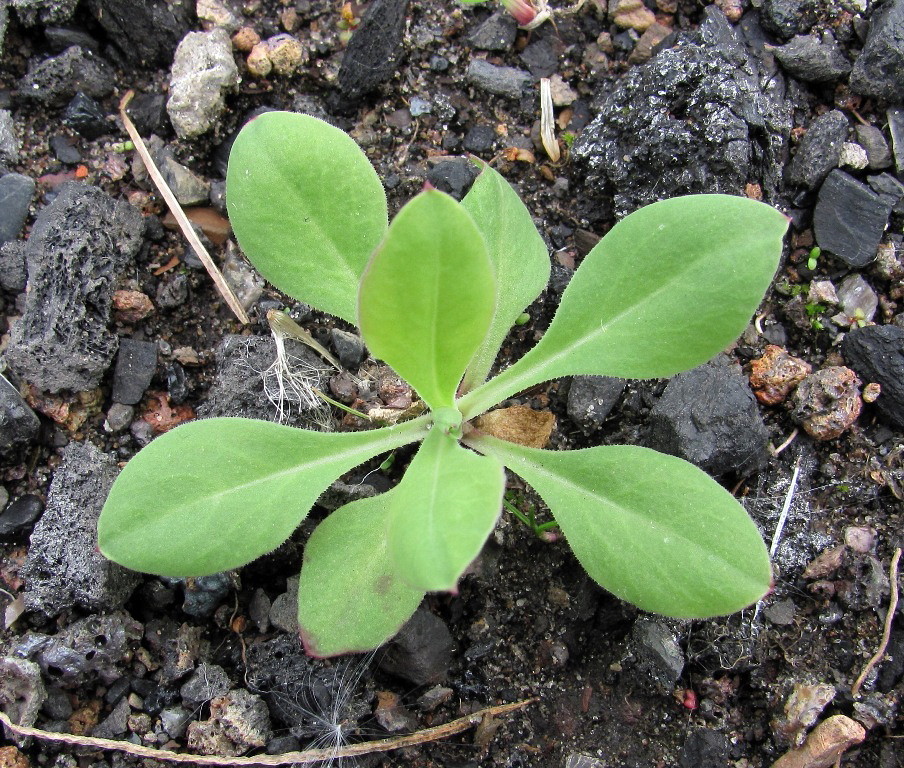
501, 0, 537, 26
682, 689, 698, 710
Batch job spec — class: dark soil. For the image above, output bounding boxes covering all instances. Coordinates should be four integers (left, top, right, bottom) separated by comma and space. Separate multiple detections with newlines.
1, 1, 902, 767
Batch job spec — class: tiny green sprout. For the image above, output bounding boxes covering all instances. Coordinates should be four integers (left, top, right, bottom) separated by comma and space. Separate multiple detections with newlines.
503, 492, 558, 539
807, 246, 821, 271
851, 308, 867, 328
515, 312, 531, 326
561, 132, 576, 148
98, 112, 789, 657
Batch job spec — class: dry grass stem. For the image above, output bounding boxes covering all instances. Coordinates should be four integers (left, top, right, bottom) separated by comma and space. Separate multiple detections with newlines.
0, 698, 536, 766
118, 90, 250, 325
851, 546, 901, 698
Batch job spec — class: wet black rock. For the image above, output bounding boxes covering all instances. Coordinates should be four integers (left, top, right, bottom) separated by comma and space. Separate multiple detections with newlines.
425, 158, 479, 199
0, 241, 27, 291
679, 729, 731, 768
379, 607, 453, 686
8, 0, 78, 25
760, 0, 813, 39
5, 183, 144, 393
466, 59, 532, 100
330, 328, 366, 370
628, 618, 685, 692
646, 355, 770, 476
889, 107, 904, 173
784, 109, 848, 190
772, 33, 851, 82
198, 335, 329, 426
62, 91, 108, 138
813, 170, 892, 268
469, 11, 517, 51
566, 376, 626, 434
28, 611, 143, 687
573, 6, 789, 216
841, 324, 904, 429
849, 0, 904, 102
84, 0, 193, 67
868, 172, 904, 213
0, 376, 39, 462
112, 338, 158, 405
0, 494, 43, 537
0, 172, 35, 245
336, 0, 409, 106
18, 46, 114, 107
21, 441, 140, 616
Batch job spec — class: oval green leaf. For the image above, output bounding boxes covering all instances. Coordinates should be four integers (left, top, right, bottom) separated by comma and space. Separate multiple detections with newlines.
358, 189, 496, 410
226, 112, 388, 323
460, 160, 550, 393
388, 426, 505, 591
98, 416, 429, 578
459, 195, 788, 418
468, 435, 771, 617
298, 490, 424, 657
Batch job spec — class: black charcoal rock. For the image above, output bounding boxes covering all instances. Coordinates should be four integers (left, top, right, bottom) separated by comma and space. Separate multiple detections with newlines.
49, 134, 81, 164
679, 730, 731, 768
574, 6, 789, 216
646, 355, 769, 476
425, 158, 479, 199
112, 339, 158, 405
5, 183, 144, 393
849, 0, 904, 102
842, 324, 904, 428
0, 374, 40, 463
463, 123, 496, 154
329, 328, 366, 370
813, 170, 892, 268
62, 91, 108, 138
629, 618, 685, 692
85, 0, 192, 67
21, 441, 140, 616
0, 173, 35, 245
180, 663, 231, 706
760, 0, 813, 39
336, 0, 409, 105
856, 124, 893, 169
466, 59, 532, 100
18, 46, 114, 107
784, 109, 848, 190
469, 11, 517, 51
0, 494, 43, 537
772, 33, 851, 82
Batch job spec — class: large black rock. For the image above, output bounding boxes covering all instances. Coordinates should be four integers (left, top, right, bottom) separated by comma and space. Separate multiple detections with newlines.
850, 0, 904, 102
573, 6, 789, 217
842, 324, 904, 429
85, 0, 194, 67
5, 183, 144, 393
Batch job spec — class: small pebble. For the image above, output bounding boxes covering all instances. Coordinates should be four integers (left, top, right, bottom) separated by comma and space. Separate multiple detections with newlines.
844, 526, 876, 553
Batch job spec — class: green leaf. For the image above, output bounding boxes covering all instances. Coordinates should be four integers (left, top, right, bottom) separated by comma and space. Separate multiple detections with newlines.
388, 426, 505, 591
458, 195, 788, 418
98, 416, 429, 578
226, 112, 388, 323
298, 490, 424, 657
460, 160, 550, 393
358, 189, 496, 410
467, 434, 771, 617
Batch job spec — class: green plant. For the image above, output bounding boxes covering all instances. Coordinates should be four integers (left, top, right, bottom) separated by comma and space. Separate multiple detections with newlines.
807, 246, 821, 271
98, 112, 789, 657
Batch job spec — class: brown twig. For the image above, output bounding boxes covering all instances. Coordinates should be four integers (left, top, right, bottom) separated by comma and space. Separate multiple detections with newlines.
0, 698, 536, 765
118, 90, 250, 325
851, 546, 901, 698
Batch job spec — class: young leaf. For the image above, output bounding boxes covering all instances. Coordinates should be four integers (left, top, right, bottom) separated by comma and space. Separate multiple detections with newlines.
388, 426, 505, 591
226, 112, 388, 324
467, 435, 771, 617
98, 416, 429, 578
458, 195, 789, 418
358, 189, 496, 410
459, 160, 550, 393
298, 490, 424, 657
